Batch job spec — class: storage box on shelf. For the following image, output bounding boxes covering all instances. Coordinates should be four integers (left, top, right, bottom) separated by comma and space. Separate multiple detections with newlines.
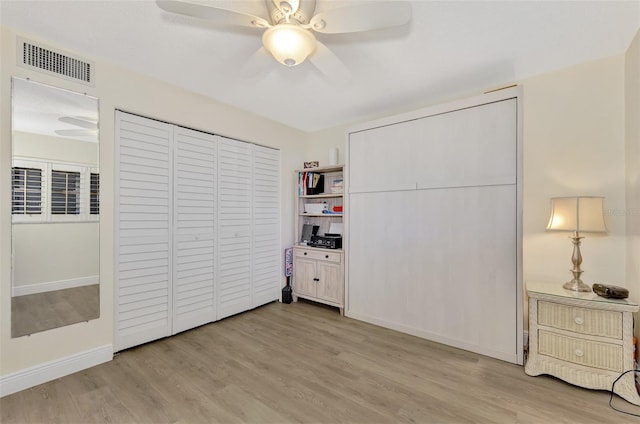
294, 164, 344, 315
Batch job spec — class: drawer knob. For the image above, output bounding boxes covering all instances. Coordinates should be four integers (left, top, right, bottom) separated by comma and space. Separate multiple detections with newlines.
325, 255, 329, 259
574, 349, 584, 357
304, 252, 307, 255
574, 317, 584, 325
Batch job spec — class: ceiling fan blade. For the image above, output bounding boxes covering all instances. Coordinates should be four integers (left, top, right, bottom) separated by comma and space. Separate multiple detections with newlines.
157, 0, 270, 28
309, 41, 351, 84
309, 1, 411, 34
239, 47, 275, 78
58, 116, 98, 130
55, 129, 97, 137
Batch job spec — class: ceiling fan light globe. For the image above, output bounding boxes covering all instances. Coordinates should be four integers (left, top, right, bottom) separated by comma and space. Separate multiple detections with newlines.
262, 23, 316, 67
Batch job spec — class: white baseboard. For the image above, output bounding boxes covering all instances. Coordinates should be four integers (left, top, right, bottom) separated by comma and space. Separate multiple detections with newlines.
346, 310, 521, 365
0, 344, 112, 397
12, 275, 99, 297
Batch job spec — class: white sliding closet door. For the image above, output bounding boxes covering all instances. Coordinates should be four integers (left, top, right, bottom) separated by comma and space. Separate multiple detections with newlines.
347, 96, 521, 364
217, 137, 253, 319
115, 112, 172, 351
252, 145, 280, 307
116, 113, 281, 350
173, 127, 216, 333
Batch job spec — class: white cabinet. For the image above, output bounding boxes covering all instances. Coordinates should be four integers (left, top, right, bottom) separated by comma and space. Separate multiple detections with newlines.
293, 247, 344, 313
115, 112, 280, 351
347, 89, 523, 365
525, 281, 640, 405
293, 165, 344, 313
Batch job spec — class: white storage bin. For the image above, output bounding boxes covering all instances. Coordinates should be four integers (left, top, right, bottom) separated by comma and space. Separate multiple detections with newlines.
304, 203, 328, 214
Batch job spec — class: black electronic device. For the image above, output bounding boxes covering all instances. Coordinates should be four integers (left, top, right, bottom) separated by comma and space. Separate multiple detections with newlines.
592, 283, 629, 299
308, 235, 342, 249
301, 224, 320, 243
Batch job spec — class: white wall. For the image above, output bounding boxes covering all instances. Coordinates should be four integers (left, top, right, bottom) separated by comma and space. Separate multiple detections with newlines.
12, 223, 99, 289
304, 125, 350, 166
1, 26, 306, 376
521, 56, 627, 287
626, 29, 640, 340
13, 131, 98, 165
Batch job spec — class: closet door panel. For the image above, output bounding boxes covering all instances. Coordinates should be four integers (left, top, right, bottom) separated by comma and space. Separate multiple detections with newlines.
349, 185, 517, 361
217, 137, 252, 319
412, 185, 517, 359
115, 111, 172, 351
414, 99, 516, 188
252, 145, 280, 307
348, 190, 419, 323
349, 121, 420, 192
349, 99, 516, 192
173, 127, 216, 333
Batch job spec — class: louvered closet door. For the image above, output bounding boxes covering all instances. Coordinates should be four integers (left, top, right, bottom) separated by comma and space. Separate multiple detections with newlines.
173, 127, 216, 333
217, 137, 252, 319
252, 145, 280, 307
115, 111, 172, 351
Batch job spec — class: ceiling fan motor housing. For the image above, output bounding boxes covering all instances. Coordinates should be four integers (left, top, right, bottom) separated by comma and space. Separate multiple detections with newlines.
267, 0, 316, 25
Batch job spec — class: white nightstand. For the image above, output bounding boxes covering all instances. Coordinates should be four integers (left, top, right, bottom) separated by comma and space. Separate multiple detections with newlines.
525, 281, 640, 405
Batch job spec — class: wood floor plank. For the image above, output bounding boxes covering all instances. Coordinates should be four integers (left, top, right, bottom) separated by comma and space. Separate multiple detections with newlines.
2, 300, 640, 423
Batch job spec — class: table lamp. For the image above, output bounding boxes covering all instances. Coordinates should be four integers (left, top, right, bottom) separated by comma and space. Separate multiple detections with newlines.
546, 196, 607, 292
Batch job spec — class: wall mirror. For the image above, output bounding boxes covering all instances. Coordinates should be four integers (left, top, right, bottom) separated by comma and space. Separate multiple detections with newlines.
11, 77, 99, 337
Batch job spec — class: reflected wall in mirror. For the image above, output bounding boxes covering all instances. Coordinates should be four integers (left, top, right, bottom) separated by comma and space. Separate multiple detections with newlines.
11, 77, 99, 337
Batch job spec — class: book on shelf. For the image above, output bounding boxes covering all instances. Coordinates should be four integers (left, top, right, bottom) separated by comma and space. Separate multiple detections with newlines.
298, 171, 324, 196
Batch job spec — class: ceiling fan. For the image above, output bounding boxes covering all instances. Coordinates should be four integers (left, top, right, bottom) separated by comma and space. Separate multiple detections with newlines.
156, 0, 412, 79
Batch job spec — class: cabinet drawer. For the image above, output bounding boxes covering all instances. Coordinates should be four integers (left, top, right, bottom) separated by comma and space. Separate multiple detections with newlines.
538, 301, 622, 339
295, 248, 342, 264
538, 330, 623, 372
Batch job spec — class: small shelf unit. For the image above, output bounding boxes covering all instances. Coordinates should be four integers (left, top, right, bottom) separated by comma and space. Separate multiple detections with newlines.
295, 165, 344, 243
293, 164, 345, 314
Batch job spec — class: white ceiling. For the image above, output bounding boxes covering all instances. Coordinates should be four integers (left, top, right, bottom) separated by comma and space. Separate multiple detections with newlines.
2, 0, 639, 133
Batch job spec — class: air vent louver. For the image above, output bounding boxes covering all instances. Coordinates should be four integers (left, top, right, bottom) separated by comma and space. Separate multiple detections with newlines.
17, 37, 94, 86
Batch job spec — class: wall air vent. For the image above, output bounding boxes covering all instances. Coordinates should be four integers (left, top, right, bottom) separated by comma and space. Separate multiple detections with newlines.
17, 37, 94, 86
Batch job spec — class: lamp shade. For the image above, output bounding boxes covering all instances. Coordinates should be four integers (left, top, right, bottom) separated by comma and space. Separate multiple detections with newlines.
546, 196, 607, 233
262, 23, 317, 67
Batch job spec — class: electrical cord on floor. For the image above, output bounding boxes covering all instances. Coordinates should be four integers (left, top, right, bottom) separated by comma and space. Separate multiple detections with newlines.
609, 369, 640, 417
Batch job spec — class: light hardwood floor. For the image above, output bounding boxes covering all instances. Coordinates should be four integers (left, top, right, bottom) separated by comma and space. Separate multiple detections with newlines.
2, 299, 639, 423
12, 284, 99, 337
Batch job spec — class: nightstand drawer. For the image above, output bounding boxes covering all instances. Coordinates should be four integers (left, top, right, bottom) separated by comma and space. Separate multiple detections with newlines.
538, 330, 623, 372
295, 248, 342, 264
538, 301, 622, 339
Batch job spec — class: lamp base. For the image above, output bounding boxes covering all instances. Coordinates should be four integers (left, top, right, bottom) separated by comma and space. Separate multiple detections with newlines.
563, 280, 592, 292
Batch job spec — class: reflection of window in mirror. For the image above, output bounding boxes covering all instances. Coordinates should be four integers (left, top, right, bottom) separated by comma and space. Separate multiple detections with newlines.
11, 160, 99, 222
11, 167, 42, 214
11, 77, 100, 338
